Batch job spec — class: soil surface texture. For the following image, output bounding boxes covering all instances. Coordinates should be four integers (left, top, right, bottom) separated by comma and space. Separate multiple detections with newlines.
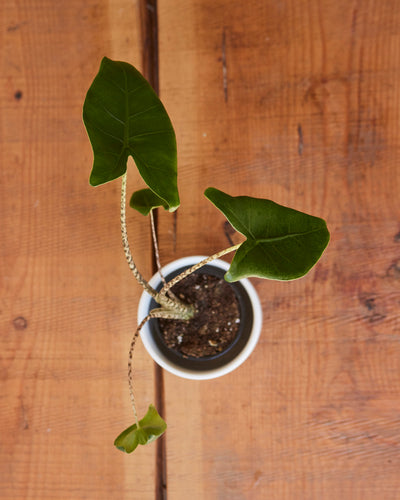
158, 272, 240, 358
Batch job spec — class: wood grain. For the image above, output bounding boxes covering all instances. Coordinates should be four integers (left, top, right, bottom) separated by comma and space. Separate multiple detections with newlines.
1, 1, 157, 499
156, 0, 400, 498
2, 0, 400, 499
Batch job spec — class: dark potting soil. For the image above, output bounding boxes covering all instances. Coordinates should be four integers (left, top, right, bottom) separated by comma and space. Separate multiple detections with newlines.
158, 273, 240, 358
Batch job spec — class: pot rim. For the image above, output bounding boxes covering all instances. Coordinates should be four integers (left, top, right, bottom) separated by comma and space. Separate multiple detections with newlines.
138, 256, 262, 380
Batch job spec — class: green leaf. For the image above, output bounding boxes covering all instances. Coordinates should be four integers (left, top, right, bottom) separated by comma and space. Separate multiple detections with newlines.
130, 188, 169, 216
204, 187, 330, 282
114, 404, 167, 454
83, 57, 179, 211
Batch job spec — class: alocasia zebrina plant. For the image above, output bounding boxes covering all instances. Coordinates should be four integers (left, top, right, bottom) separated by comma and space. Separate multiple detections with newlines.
83, 57, 330, 453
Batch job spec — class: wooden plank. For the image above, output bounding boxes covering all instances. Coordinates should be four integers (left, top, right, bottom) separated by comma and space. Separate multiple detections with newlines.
0, 1, 157, 499
156, 0, 400, 498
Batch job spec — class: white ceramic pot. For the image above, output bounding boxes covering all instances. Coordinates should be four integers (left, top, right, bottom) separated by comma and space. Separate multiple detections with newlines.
138, 256, 262, 380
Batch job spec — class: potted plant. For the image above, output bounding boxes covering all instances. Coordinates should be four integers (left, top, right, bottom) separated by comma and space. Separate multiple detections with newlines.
83, 57, 330, 453
137, 255, 263, 381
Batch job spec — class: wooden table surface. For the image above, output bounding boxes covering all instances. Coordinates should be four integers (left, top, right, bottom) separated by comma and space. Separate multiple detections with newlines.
1, 1, 400, 499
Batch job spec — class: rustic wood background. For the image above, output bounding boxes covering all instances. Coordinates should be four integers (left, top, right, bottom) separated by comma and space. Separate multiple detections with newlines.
1, 0, 400, 499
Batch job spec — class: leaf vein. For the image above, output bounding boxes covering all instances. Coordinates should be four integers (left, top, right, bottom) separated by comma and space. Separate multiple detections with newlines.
87, 121, 124, 144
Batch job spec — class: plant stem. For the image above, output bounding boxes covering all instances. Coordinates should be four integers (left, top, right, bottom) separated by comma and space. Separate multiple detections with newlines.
158, 243, 241, 297
150, 209, 179, 302
121, 173, 193, 318
128, 306, 192, 425
150, 210, 166, 285
121, 173, 159, 298
128, 312, 158, 427
128, 317, 143, 427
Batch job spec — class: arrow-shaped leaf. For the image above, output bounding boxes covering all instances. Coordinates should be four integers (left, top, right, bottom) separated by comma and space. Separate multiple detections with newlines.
204, 187, 330, 282
114, 404, 167, 453
83, 57, 179, 211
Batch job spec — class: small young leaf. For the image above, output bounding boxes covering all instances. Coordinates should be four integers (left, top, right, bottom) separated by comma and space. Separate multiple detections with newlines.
204, 187, 330, 282
114, 404, 167, 453
83, 57, 179, 211
130, 188, 169, 216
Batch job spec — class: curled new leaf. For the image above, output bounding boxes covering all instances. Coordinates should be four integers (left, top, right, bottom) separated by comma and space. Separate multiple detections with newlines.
114, 404, 167, 453
130, 188, 169, 216
205, 187, 330, 282
83, 57, 179, 211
